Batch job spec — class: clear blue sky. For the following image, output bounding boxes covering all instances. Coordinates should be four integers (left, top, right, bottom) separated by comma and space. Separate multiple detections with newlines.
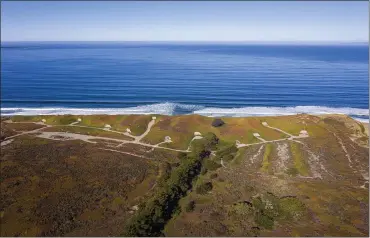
1, 1, 368, 42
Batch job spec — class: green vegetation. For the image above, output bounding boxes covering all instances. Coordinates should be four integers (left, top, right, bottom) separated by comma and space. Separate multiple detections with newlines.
254, 211, 274, 229
185, 200, 196, 212
232, 147, 247, 165
250, 193, 307, 230
58, 115, 78, 125
177, 152, 187, 160
43, 126, 133, 140
261, 143, 273, 173
286, 167, 299, 176
279, 197, 306, 220
249, 227, 261, 237
157, 162, 172, 187
228, 202, 253, 217
195, 182, 213, 194
3, 114, 369, 237
225, 193, 308, 233
4, 122, 44, 132
122, 133, 219, 237
12, 115, 78, 125
215, 143, 238, 163
290, 142, 309, 176
204, 160, 221, 171
11, 114, 154, 135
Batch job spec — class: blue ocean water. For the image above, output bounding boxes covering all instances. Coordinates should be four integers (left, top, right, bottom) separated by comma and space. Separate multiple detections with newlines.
1, 42, 369, 121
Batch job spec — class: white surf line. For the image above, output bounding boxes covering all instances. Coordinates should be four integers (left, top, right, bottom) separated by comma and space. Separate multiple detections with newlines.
98, 148, 152, 160
262, 122, 294, 137
250, 145, 264, 164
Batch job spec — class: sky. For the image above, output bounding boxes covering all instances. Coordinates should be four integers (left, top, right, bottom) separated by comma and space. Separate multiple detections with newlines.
1, 1, 368, 42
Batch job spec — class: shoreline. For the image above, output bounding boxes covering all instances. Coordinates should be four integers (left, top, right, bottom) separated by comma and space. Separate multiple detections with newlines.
1, 104, 368, 120
2, 112, 368, 124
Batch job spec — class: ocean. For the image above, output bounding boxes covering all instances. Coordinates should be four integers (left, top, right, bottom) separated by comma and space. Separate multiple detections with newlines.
1, 42, 369, 122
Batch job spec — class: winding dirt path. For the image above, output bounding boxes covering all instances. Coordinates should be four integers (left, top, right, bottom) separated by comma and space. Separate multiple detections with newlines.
250, 145, 264, 164
2, 119, 311, 161
98, 148, 153, 160
1, 119, 195, 154
262, 122, 294, 137
237, 122, 309, 149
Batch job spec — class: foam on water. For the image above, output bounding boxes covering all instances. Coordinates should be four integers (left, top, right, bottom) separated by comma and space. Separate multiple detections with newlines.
193, 105, 369, 117
0, 103, 204, 116
1, 103, 368, 123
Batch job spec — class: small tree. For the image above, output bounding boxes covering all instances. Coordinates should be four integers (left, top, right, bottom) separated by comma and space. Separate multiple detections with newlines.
196, 182, 213, 194
185, 200, 196, 212
212, 118, 225, 127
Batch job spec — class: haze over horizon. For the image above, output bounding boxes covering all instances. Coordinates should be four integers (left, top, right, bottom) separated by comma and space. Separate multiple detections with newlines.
1, 1, 368, 43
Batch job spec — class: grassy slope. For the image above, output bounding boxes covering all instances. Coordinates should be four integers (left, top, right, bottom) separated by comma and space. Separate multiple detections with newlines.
261, 143, 273, 173
290, 142, 310, 176
12, 115, 157, 136
42, 126, 134, 140
5, 114, 369, 236
162, 114, 369, 237
143, 115, 287, 150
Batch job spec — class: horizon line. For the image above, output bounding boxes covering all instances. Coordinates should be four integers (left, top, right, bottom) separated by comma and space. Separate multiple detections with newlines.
1, 40, 368, 46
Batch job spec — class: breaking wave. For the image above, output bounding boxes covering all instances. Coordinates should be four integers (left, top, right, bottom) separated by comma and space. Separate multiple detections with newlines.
1, 103, 368, 122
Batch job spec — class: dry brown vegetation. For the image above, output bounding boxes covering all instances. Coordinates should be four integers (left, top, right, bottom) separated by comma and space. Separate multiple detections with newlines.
0, 135, 160, 236
1, 114, 368, 237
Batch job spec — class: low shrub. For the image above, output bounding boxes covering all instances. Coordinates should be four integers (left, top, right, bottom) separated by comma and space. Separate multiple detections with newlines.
185, 200, 196, 212
216, 144, 238, 158
279, 197, 306, 220
204, 160, 221, 171
177, 152, 188, 160
254, 211, 274, 230
200, 167, 208, 175
212, 118, 225, 127
223, 154, 235, 162
286, 167, 299, 176
196, 182, 213, 194
249, 227, 261, 237
59, 115, 77, 125
123, 134, 219, 236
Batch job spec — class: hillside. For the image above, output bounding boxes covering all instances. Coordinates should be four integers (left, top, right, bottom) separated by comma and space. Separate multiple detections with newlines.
0, 114, 368, 236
